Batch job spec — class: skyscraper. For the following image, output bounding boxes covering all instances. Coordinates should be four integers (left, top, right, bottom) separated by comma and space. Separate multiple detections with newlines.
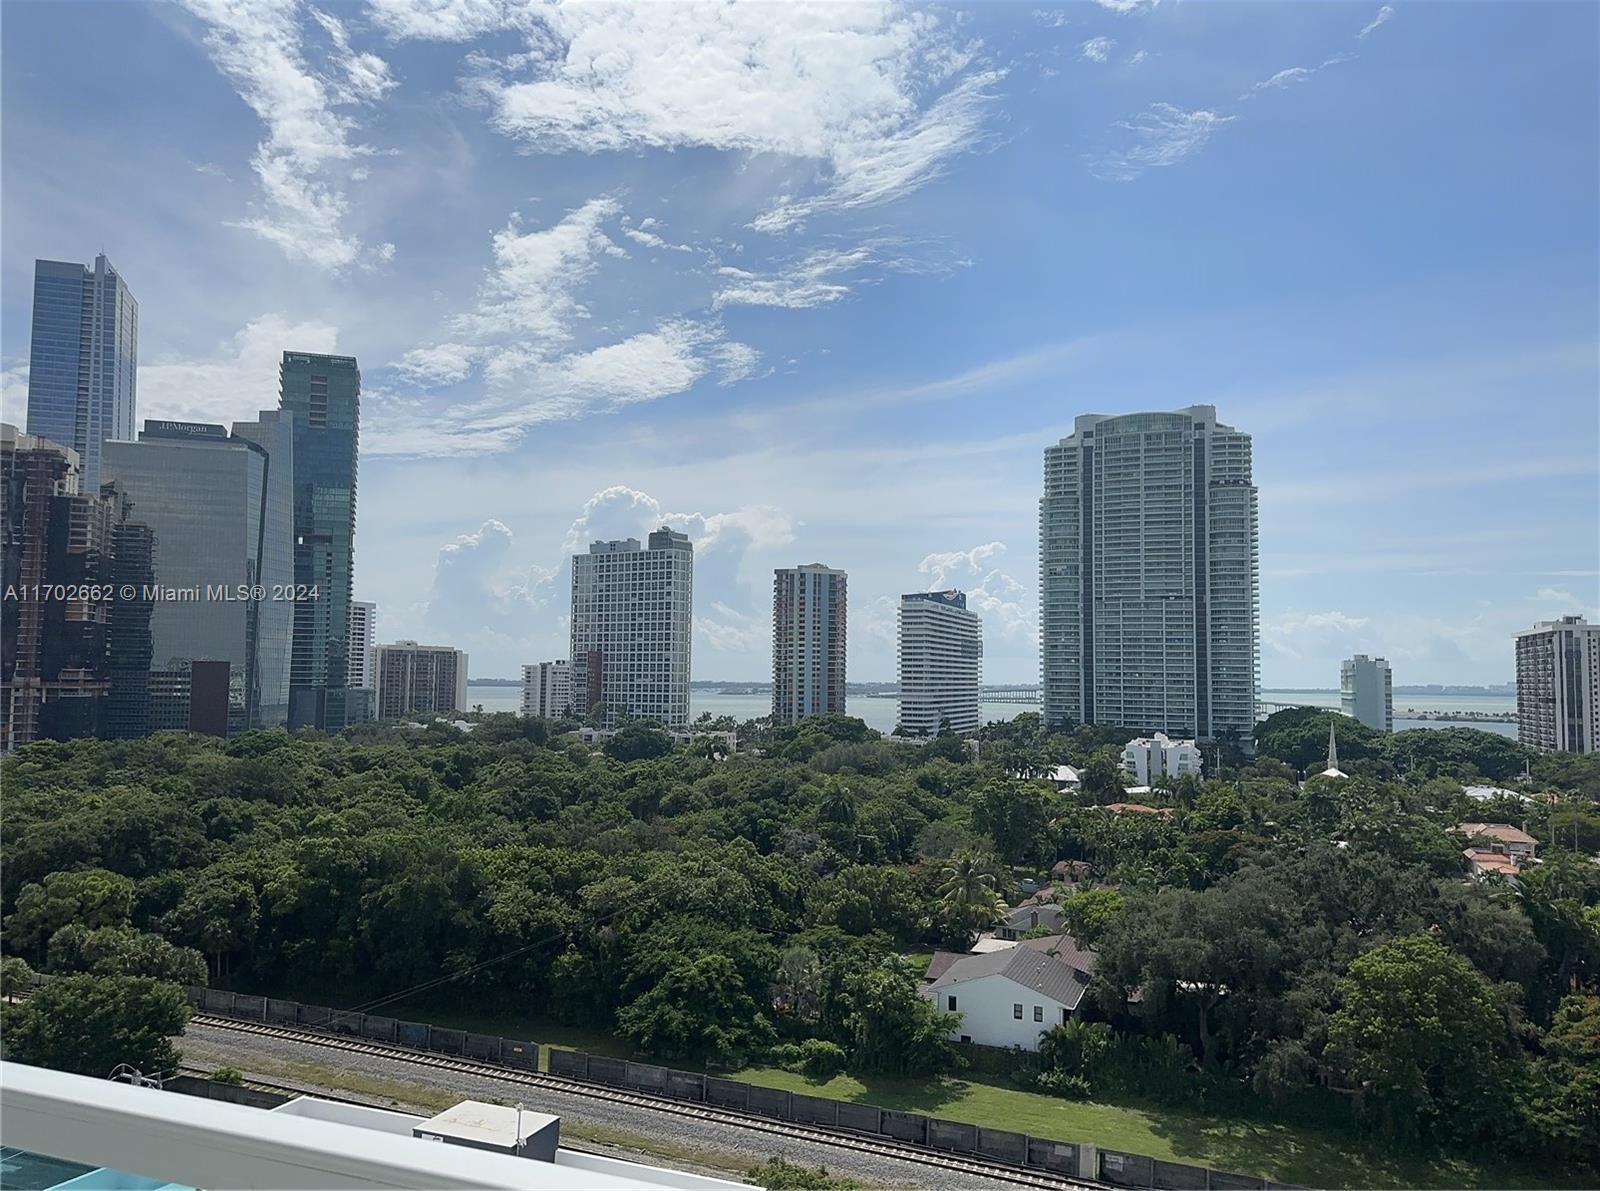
25, 255, 138, 490
348, 600, 376, 689
1040, 405, 1258, 740
373, 641, 468, 719
570, 529, 693, 727
771, 564, 847, 724
1341, 654, 1393, 732
521, 660, 572, 719
102, 414, 295, 733
898, 590, 982, 736
1516, 615, 1599, 753
279, 351, 360, 731
1, 424, 144, 748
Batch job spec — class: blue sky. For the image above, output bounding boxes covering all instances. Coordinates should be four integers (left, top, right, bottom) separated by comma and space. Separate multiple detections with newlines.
3, 0, 1595, 685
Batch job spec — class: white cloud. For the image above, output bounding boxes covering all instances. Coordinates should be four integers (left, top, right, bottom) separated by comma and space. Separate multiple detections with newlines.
620, 225, 694, 253
396, 342, 479, 385
1080, 36, 1115, 63
1127, 49, 1147, 65
1092, 102, 1234, 181
180, 0, 393, 269
919, 541, 1008, 588
384, 198, 761, 451
1033, 9, 1071, 28
138, 314, 339, 424
1358, 5, 1394, 39
713, 239, 960, 310
456, 197, 623, 349
1240, 54, 1352, 101
1093, 0, 1159, 12
714, 246, 873, 310
367, 0, 530, 41
451, 3, 999, 232
915, 542, 1036, 642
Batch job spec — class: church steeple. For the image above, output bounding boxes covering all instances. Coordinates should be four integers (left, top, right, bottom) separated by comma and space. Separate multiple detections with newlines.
1320, 720, 1348, 779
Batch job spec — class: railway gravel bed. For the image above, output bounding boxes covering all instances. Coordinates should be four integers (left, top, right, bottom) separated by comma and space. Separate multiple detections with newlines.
180, 1021, 1022, 1190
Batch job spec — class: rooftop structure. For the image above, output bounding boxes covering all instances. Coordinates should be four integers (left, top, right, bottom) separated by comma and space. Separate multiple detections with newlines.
0, 1061, 742, 1190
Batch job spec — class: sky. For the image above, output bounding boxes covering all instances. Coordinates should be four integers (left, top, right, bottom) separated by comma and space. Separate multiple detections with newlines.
2, 0, 1596, 686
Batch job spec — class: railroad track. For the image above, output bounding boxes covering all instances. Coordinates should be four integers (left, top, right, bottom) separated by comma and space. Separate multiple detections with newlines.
188, 1014, 1098, 1191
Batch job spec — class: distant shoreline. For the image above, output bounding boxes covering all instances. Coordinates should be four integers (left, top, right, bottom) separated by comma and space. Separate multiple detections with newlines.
468, 679, 1516, 696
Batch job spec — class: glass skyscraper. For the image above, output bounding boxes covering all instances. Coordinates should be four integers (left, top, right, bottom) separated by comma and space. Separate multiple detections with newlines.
25, 255, 138, 490
101, 414, 295, 733
279, 351, 360, 731
1040, 405, 1259, 741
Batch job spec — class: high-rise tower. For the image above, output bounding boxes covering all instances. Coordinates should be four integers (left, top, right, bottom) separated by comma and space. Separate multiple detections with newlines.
772, 564, 847, 724
25, 255, 138, 489
1040, 405, 1258, 740
570, 529, 693, 727
279, 351, 360, 731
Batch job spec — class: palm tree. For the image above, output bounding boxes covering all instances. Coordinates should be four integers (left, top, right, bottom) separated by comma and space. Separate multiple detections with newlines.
937, 851, 1003, 945
817, 780, 858, 826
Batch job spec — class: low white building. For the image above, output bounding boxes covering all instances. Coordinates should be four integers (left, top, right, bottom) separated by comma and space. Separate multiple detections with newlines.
922, 935, 1096, 1051
1120, 733, 1202, 786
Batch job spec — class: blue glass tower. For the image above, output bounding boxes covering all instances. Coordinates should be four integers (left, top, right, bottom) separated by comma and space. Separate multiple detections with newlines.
279, 351, 360, 731
25, 255, 138, 489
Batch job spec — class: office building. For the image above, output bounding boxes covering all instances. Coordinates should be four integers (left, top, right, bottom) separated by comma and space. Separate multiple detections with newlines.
898, 590, 982, 736
570, 529, 693, 727
348, 600, 376, 687
1516, 615, 1600, 753
102, 414, 295, 733
1121, 732, 1203, 785
522, 659, 572, 719
772, 564, 847, 724
374, 640, 468, 719
280, 351, 360, 731
1340, 654, 1393, 732
1040, 405, 1258, 740
1, 425, 144, 749
24, 254, 138, 489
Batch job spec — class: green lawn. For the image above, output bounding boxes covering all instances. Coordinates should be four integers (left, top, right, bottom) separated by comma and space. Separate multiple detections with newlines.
728, 1066, 1567, 1190
265, 993, 1584, 1189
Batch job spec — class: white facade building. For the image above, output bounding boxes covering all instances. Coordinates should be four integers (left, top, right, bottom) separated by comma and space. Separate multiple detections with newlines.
1340, 654, 1392, 732
374, 641, 468, 720
1040, 405, 1258, 740
898, 590, 983, 736
1516, 615, 1600, 753
772, 564, 847, 723
348, 601, 376, 689
570, 529, 693, 728
922, 935, 1096, 1050
522, 660, 573, 719
1120, 732, 1203, 785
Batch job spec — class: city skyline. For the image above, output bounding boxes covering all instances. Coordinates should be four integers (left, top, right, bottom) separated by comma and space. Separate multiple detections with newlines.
3, 2, 1596, 686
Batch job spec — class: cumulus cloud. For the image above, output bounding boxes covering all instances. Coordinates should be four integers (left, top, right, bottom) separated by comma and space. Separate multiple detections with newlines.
179, 0, 394, 269
918, 541, 1008, 588
138, 314, 339, 424
915, 542, 1036, 642
1080, 36, 1115, 63
434, 3, 1000, 232
408, 484, 792, 666
1091, 103, 1234, 181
